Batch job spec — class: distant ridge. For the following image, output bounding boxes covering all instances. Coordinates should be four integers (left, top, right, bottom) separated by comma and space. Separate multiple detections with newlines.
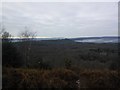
71, 36, 120, 40
3, 36, 120, 43
71, 36, 119, 43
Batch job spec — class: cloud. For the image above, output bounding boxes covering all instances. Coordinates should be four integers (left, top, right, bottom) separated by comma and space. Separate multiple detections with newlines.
2, 2, 118, 38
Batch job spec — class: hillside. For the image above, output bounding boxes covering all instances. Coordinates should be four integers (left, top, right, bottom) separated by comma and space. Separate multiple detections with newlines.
2, 38, 120, 89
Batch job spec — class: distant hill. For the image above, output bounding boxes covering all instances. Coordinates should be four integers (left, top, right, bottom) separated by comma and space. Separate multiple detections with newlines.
8, 36, 120, 43
71, 36, 119, 40
71, 36, 120, 43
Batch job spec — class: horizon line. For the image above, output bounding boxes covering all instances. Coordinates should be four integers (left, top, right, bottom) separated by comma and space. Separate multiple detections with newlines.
0, 35, 119, 39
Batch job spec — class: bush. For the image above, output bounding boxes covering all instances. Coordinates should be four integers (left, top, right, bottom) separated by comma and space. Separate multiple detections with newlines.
79, 69, 120, 89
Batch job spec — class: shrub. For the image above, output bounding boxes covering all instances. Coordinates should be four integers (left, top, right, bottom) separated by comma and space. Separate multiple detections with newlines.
2, 68, 79, 89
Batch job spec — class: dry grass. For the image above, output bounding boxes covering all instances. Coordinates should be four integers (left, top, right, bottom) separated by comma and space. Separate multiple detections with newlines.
2, 67, 120, 89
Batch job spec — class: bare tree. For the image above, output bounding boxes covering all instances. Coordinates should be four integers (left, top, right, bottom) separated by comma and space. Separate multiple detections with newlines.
0, 25, 11, 40
2, 31, 11, 39
19, 26, 36, 67
0, 24, 5, 38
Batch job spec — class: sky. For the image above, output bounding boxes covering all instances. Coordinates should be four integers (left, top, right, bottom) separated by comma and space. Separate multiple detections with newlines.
1, 2, 118, 38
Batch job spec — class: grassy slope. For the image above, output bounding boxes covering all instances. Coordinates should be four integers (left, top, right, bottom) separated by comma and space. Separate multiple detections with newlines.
2, 67, 120, 89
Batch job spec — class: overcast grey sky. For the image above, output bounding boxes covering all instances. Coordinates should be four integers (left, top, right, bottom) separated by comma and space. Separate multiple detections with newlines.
1, 2, 118, 38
